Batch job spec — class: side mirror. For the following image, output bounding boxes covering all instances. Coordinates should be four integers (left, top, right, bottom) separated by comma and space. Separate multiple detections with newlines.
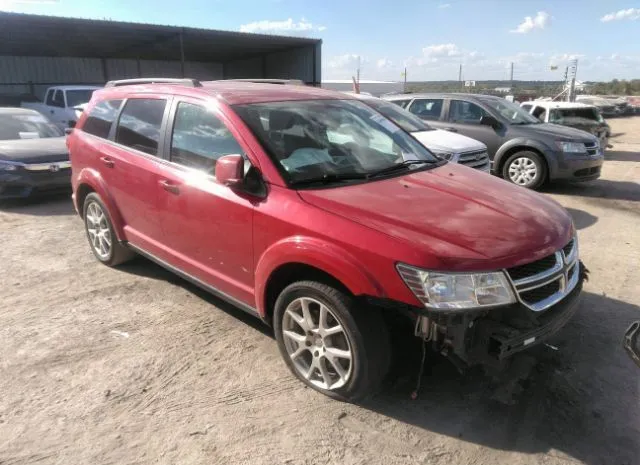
215, 154, 244, 188
624, 321, 640, 368
480, 115, 500, 128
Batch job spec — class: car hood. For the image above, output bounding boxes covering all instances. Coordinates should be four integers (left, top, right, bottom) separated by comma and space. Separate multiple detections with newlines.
299, 164, 573, 270
521, 122, 597, 142
412, 129, 486, 153
0, 137, 68, 163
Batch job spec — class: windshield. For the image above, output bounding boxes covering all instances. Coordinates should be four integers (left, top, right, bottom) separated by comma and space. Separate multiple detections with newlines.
233, 99, 439, 186
66, 89, 96, 108
364, 99, 433, 133
0, 113, 63, 140
483, 98, 541, 125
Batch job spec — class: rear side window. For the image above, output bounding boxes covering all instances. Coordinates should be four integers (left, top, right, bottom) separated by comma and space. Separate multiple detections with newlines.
391, 99, 411, 108
82, 100, 122, 139
50, 90, 65, 108
170, 102, 245, 174
448, 100, 489, 124
521, 104, 532, 112
408, 98, 444, 120
115, 99, 167, 156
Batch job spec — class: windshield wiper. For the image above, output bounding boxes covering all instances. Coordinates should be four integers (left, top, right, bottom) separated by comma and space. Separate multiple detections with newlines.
366, 160, 433, 179
290, 172, 368, 187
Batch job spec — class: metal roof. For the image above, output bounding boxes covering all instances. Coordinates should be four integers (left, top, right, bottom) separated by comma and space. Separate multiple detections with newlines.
0, 12, 321, 62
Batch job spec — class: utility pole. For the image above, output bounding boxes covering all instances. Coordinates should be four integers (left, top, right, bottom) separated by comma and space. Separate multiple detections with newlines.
510, 62, 514, 90
458, 63, 463, 91
356, 55, 361, 85
403, 67, 407, 88
567, 58, 578, 102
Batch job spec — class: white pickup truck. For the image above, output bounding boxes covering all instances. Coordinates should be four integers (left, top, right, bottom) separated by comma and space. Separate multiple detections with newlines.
22, 86, 101, 130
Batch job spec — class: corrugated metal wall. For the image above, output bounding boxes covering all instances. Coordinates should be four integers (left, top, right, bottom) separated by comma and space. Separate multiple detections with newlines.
0, 43, 318, 100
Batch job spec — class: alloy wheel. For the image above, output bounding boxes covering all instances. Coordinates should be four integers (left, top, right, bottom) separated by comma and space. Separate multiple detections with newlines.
281, 297, 353, 390
508, 157, 538, 186
85, 201, 112, 260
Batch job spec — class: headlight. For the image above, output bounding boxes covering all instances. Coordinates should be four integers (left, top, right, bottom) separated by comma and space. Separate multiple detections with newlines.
396, 264, 516, 310
557, 141, 586, 153
433, 152, 456, 161
0, 161, 20, 171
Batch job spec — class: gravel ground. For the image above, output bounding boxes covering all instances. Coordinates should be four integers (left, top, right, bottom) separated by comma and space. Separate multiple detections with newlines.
1, 117, 639, 465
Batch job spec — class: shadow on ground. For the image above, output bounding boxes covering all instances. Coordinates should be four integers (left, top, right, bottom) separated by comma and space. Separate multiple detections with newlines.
605, 148, 640, 162
118, 257, 274, 338
565, 207, 598, 230
545, 178, 640, 203
0, 192, 75, 216
362, 292, 640, 465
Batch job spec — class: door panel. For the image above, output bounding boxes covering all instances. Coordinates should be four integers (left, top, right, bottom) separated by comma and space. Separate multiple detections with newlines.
158, 98, 255, 306
100, 97, 170, 254
441, 99, 504, 158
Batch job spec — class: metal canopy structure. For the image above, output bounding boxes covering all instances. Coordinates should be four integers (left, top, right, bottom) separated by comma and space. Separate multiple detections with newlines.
0, 12, 322, 97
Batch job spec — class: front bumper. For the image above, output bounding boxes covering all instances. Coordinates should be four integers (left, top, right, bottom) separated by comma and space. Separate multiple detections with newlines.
0, 168, 71, 199
549, 150, 604, 182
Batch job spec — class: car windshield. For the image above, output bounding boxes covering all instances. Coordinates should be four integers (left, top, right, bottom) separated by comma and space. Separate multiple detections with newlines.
363, 99, 433, 133
483, 98, 541, 125
233, 99, 439, 186
66, 89, 96, 108
0, 113, 63, 140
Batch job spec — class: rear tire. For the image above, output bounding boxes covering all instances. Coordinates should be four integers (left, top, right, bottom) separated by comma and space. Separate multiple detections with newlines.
502, 151, 546, 190
274, 281, 390, 402
83, 193, 135, 266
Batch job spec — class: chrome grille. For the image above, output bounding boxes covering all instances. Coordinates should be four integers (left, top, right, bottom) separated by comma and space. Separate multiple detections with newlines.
457, 150, 490, 172
506, 237, 579, 312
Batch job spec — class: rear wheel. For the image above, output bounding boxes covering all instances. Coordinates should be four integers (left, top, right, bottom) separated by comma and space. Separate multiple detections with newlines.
274, 281, 390, 402
502, 151, 546, 190
83, 193, 135, 266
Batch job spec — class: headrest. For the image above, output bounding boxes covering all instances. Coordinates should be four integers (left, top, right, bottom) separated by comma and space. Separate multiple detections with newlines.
269, 110, 295, 130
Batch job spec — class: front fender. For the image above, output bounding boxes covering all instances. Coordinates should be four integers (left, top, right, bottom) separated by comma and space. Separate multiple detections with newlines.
494, 138, 556, 173
75, 167, 126, 241
254, 236, 385, 317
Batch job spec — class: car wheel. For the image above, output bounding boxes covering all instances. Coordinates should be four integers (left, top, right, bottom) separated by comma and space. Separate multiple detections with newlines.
83, 193, 135, 266
274, 281, 390, 402
502, 151, 546, 190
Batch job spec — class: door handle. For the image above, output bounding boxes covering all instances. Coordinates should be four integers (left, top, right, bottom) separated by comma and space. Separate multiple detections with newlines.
100, 156, 114, 168
443, 127, 458, 132
159, 180, 180, 195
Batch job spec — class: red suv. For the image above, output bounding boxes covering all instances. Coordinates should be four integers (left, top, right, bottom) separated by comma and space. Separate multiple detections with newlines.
68, 78, 584, 401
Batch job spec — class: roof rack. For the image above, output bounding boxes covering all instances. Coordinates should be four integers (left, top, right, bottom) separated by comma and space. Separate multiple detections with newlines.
105, 78, 202, 88
220, 79, 306, 86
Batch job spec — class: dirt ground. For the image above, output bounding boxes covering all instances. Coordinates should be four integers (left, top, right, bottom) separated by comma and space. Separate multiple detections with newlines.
1, 117, 639, 465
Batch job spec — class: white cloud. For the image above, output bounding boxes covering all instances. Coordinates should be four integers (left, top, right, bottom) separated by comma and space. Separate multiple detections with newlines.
327, 54, 365, 70
239, 18, 326, 35
601, 8, 640, 22
438, 3, 451, 9
510, 11, 551, 33
0, 0, 58, 5
376, 58, 393, 69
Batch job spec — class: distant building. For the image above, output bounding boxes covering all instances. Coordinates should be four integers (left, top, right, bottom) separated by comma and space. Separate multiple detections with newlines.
322, 80, 404, 96
494, 87, 512, 93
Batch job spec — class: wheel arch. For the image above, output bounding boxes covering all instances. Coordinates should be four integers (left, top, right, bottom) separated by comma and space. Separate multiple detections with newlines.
74, 168, 126, 241
494, 143, 550, 179
255, 237, 385, 324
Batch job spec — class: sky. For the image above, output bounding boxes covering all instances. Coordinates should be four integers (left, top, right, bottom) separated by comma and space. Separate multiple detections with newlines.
1, 0, 639, 82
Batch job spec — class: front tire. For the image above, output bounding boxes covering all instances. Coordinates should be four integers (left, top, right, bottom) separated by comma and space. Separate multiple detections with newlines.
83, 193, 135, 266
274, 281, 390, 402
502, 151, 546, 190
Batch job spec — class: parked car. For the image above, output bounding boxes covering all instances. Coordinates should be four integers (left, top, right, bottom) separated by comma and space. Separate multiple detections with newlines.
22, 86, 101, 130
0, 108, 70, 199
68, 79, 585, 401
352, 95, 490, 172
520, 101, 611, 150
574, 96, 618, 118
383, 93, 603, 189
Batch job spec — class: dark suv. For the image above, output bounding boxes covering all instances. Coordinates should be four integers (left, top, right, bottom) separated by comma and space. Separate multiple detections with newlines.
68, 79, 584, 401
384, 93, 604, 189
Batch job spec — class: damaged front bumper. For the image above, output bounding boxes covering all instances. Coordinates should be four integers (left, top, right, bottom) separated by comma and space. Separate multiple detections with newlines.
408, 262, 586, 370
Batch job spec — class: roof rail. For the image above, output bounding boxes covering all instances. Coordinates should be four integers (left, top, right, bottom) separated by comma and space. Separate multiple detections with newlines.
220, 79, 306, 86
105, 78, 202, 88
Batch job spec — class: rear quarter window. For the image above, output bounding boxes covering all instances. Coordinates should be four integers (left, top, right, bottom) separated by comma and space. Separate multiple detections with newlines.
81, 100, 123, 139
115, 99, 167, 156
